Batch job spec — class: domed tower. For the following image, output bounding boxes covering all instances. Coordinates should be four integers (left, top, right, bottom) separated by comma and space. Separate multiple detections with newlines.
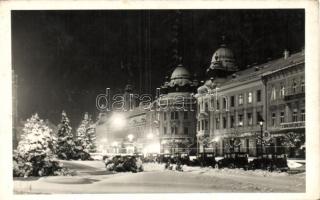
161, 64, 198, 94
206, 39, 238, 78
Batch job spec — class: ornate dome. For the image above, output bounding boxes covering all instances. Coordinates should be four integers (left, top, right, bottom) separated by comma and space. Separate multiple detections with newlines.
209, 44, 238, 72
170, 66, 191, 80
169, 65, 192, 87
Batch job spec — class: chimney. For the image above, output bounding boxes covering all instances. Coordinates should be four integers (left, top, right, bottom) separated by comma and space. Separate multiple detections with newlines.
283, 49, 290, 59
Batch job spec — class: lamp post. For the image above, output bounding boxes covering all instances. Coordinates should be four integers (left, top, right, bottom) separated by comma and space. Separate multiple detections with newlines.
259, 121, 263, 156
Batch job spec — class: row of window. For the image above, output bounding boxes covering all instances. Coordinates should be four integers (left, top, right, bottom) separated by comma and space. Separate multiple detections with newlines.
198, 112, 263, 131
163, 126, 189, 135
271, 109, 305, 126
270, 78, 305, 100
163, 111, 189, 121
198, 90, 262, 112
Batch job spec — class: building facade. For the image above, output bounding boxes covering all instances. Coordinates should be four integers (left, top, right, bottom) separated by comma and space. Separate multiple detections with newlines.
156, 65, 198, 154
195, 43, 305, 158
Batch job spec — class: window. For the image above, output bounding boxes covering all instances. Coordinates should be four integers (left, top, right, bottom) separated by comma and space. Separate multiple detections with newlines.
205, 102, 208, 112
163, 113, 167, 121
164, 127, 167, 135
205, 120, 209, 130
183, 112, 188, 119
301, 109, 305, 121
223, 117, 227, 129
247, 113, 253, 126
292, 109, 298, 122
201, 120, 205, 131
271, 87, 277, 100
257, 90, 261, 102
280, 85, 285, 98
210, 98, 215, 110
292, 80, 297, 93
238, 114, 243, 126
184, 127, 188, 135
271, 113, 276, 126
280, 112, 285, 123
230, 96, 235, 107
256, 111, 262, 124
197, 121, 200, 131
230, 116, 235, 128
248, 92, 252, 103
238, 94, 243, 105
171, 111, 178, 120
223, 98, 227, 109
215, 117, 220, 129
171, 127, 178, 135
198, 103, 201, 113
301, 79, 305, 92
216, 99, 220, 110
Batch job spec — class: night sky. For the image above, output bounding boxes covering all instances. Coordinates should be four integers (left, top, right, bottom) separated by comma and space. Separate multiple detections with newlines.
12, 9, 304, 127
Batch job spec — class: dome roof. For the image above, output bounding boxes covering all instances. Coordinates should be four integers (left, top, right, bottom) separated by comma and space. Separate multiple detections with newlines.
170, 66, 191, 80
209, 44, 238, 72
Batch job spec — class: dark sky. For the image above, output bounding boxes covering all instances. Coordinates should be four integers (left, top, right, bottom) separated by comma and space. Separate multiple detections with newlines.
12, 9, 304, 127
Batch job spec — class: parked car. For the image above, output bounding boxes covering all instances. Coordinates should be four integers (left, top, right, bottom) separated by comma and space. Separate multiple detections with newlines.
197, 153, 217, 167
217, 153, 249, 169
249, 154, 289, 172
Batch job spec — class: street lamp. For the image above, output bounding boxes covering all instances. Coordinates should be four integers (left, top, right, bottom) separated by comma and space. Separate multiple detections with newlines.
128, 134, 134, 142
259, 120, 264, 156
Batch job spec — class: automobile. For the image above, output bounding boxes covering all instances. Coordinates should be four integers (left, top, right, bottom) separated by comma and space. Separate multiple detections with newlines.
158, 153, 173, 164
179, 153, 191, 165
217, 153, 249, 169
197, 153, 217, 167
144, 153, 159, 163
249, 154, 289, 172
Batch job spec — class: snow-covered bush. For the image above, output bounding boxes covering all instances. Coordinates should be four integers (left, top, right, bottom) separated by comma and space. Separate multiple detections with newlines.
13, 114, 63, 177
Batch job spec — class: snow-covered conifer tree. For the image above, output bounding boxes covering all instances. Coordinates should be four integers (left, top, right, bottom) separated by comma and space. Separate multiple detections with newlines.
56, 111, 75, 160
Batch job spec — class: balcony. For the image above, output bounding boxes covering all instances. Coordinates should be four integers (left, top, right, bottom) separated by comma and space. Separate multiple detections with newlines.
284, 91, 305, 101
280, 121, 305, 129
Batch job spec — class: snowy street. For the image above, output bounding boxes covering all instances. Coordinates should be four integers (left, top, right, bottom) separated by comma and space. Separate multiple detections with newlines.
14, 160, 305, 193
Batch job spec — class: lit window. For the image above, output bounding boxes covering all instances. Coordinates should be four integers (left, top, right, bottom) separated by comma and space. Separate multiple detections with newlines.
215, 117, 220, 129
280, 85, 285, 98
238, 94, 243, 105
301, 109, 305, 121
292, 109, 298, 122
248, 92, 252, 103
238, 114, 243, 125
210, 98, 215, 110
271, 87, 277, 100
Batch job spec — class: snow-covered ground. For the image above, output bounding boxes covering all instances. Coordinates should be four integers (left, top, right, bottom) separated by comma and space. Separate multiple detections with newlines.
14, 160, 305, 194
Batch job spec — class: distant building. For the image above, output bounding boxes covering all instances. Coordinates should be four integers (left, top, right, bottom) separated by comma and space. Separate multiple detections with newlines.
195, 42, 305, 158
156, 65, 199, 154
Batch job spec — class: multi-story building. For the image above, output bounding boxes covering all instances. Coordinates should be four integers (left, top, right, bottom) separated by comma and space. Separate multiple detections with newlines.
156, 65, 198, 154
195, 42, 305, 158
262, 50, 305, 157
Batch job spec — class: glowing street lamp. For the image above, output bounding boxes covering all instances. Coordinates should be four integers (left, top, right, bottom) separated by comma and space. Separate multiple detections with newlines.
112, 141, 118, 147
110, 113, 126, 130
128, 134, 134, 142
